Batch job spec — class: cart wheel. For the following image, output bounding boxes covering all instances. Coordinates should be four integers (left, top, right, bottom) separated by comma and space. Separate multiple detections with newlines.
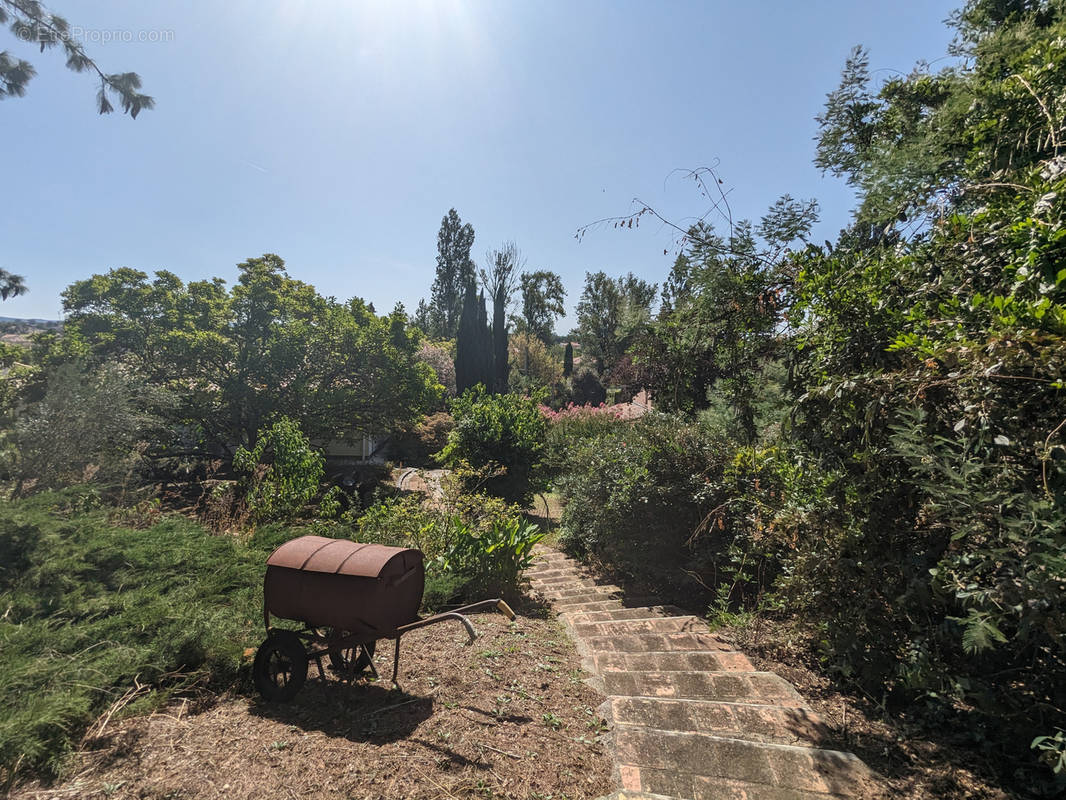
253, 631, 308, 701
328, 635, 376, 674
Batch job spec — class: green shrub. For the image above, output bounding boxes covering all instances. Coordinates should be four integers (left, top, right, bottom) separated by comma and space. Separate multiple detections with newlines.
441, 516, 545, 599
437, 387, 548, 505
356, 484, 538, 601
541, 402, 630, 479
7, 362, 172, 497
234, 417, 324, 522
357, 495, 460, 563
0, 492, 269, 784
390, 411, 455, 466
556, 413, 735, 599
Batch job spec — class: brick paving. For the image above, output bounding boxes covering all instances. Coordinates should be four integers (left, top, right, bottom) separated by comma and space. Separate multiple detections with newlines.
527, 548, 882, 800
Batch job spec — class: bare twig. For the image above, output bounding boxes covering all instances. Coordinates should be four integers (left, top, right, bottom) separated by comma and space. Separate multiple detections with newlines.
1012, 73, 1061, 153
478, 742, 524, 760
1042, 417, 1066, 499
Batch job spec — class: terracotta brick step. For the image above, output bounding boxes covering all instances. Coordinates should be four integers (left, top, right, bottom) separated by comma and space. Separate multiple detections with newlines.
692, 775, 878, 800
538, 583, 624, 601
561, 606, 688, 624
580, 632, 735, 654
533, 584, 609, 597
552, 598, 629, 613
527, 567, 583, 580
622, 767, 865, 800
614, 728, 878, 798
527, 568, 585, 582
603, 670, 806, 706
593, 649, 754, 673
529, 572, 593, 585
529, 553, 575, 568
572, 616, 705, 638
527, 561, 586, 574
607, 697, 830, 746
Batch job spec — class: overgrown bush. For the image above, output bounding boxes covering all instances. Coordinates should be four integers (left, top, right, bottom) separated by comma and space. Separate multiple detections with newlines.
233, 417, 324, 522
437, 387, 548, 505
541, 402, 631, 478
441, 516, 544, 599
6, 362, 172, 497
390, 411, 455, 466
357, 495, 456, 561
0, 492, 267, 784
556, 413, 737, 599
356, 480, 539, 601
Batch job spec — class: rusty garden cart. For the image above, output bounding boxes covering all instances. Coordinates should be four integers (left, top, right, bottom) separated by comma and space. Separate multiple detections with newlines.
253, 535, 515, 701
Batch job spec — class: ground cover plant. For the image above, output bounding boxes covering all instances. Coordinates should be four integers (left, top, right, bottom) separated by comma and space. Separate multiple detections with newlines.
0, 490, 270, 785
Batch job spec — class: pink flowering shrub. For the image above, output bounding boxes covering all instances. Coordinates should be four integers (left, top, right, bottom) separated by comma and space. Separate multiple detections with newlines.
542, 402, 630, 477
539, 402, 627, 423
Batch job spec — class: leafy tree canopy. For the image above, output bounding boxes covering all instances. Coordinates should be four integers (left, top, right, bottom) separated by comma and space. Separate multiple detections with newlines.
56, 254, 441, 449
426, 209, 476, 339
575, 271, 656, 375
515, 269, 566, 344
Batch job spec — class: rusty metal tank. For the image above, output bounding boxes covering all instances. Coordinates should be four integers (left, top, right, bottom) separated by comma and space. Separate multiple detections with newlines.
263, 536, 424, 636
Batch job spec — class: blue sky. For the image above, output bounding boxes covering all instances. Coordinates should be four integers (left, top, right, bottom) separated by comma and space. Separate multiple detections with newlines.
2, 0, 958, 328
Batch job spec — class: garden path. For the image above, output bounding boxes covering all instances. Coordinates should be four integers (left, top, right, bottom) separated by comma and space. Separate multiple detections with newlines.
528, 547, 883, 800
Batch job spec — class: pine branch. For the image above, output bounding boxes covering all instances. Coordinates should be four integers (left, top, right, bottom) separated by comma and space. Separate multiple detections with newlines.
1, 0, 153, 116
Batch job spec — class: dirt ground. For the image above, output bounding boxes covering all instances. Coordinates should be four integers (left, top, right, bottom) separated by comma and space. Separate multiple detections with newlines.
14, 598, 613, 800
716, 618, 1041, 800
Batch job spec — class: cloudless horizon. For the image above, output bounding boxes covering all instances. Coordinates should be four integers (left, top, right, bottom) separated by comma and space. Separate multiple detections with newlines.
2, 0, 958, 330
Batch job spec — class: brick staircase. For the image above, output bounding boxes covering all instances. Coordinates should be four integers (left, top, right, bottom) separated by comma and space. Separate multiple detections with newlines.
527, 548, 882, 800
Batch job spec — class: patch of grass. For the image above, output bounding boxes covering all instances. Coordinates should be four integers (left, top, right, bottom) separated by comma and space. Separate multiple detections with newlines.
0, 491, 275, 784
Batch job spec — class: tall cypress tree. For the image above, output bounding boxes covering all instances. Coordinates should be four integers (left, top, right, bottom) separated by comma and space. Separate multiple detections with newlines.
454, 282, 480, 393
563, 341, 574, 378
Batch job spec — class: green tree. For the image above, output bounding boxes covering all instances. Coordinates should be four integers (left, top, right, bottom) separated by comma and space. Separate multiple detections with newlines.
508, 330, 562, 393
516, 269, 566, 343
58, 255, 440, 449
427, 209, 476, 339
639, 197, 817, 438
481, 242, 521, 393
0, 0, 153, 116
563, 341, 573, 378
575, 271, 656, 374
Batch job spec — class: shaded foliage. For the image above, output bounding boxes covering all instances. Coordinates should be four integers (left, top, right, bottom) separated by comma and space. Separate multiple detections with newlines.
438, 387, 548, 505
57, 255, 440, 449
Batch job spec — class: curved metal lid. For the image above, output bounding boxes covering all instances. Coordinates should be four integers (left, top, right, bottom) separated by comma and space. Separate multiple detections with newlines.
266, 535, 419, 578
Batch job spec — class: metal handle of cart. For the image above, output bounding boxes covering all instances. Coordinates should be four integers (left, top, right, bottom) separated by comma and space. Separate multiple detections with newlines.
387, 598, 515, 685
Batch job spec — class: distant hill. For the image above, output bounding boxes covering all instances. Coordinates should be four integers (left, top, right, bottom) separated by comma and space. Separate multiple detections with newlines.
0, 316, 61, 326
